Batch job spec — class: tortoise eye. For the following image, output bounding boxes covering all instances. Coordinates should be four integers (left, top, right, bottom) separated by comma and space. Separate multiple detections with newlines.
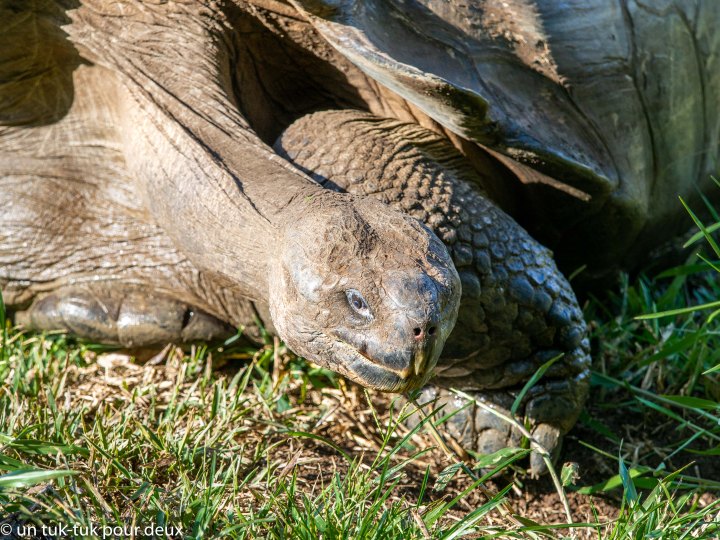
346, 289, 371, 318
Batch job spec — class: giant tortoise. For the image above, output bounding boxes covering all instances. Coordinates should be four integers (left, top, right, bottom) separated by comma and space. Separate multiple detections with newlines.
1, 0, 718, 474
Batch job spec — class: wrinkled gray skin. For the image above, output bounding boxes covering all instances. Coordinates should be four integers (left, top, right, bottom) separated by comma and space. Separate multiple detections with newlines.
1, 0, 714, 474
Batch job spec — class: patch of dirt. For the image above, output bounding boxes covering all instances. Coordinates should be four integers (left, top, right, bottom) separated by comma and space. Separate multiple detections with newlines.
566, 391, 720, 488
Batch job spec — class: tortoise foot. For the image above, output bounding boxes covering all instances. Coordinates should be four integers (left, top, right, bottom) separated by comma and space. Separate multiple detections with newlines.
408, 373, 588, 476
15, 285, 233, 347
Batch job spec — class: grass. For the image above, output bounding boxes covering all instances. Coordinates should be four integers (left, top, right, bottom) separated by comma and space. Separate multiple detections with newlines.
0, 329, 552, 538
1, 209, 720, 538
1, 267, 719, 538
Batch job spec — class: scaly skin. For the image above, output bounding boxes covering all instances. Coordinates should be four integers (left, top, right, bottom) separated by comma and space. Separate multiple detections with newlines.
276, 110, 590, 474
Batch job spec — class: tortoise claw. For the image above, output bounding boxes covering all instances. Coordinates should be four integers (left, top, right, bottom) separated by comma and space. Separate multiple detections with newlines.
528, 424, 563, 477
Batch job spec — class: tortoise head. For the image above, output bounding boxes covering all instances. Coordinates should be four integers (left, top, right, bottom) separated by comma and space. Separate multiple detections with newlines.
268, 192, 461, 392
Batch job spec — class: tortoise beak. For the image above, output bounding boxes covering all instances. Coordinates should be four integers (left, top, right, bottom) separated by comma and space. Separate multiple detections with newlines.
384, 332, 439, 387
397, 334, 436, 380
413, 337, 435, 377
331, 333, 441, 393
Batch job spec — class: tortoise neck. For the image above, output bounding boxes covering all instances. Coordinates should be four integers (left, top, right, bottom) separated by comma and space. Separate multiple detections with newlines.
66, 0, 332, 300
118, 75, 327, 300
76, 3, 327, 302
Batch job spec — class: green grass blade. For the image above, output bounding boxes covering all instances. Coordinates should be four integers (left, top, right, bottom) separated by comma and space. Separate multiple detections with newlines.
618, 453, 639, 506
703, 363, 720, 375
683, 221, 720, 248
635, 299, 720, 320
0, 468, 77, 489
679, 196, 720, 258
284, 430, 351, 462
472, 447, 530, 470
660, 395, 720, 411
511, 353, 563, 415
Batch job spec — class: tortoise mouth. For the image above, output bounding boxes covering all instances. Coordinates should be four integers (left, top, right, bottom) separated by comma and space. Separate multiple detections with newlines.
331, 338, 429, 393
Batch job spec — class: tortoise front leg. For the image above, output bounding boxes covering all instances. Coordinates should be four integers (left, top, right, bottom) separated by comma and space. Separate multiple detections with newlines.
410, 372, 587, 476
15, 285, 234, 348
276, 109, 591, 475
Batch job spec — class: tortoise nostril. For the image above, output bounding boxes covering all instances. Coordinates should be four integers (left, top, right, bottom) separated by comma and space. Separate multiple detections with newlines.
413, 326, 437, 340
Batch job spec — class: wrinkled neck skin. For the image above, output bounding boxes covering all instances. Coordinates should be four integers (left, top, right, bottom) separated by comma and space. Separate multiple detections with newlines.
68, 0, 327, 301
